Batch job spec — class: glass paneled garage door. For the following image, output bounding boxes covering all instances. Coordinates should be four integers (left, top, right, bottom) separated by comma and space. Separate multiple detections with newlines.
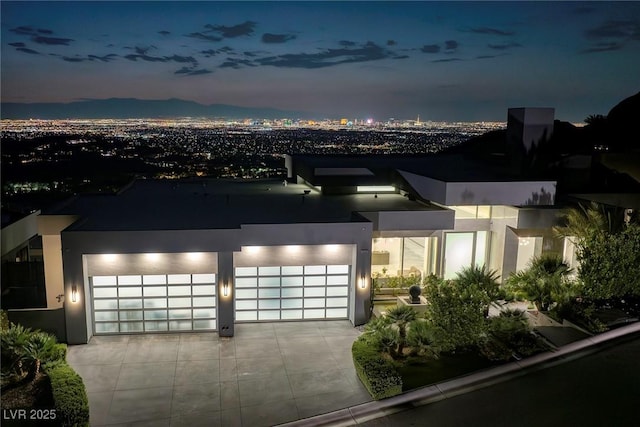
234, 265, 350, 321
91, 273, 217, 334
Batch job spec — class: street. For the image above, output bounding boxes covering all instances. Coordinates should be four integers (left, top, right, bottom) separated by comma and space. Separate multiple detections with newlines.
360, 333, 640, 427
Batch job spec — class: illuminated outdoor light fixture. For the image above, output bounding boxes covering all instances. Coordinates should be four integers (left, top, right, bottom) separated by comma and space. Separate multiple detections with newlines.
359, 275, 366, 289
223, 282, 229, 297
71, 286, 78, 303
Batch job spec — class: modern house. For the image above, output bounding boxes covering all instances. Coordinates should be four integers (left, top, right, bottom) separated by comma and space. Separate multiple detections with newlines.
27, 105, 640, 344
33, 148, 575, 344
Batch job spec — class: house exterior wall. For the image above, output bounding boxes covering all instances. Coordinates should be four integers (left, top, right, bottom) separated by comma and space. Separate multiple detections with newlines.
1, 210, 40, 261
59, 222, 372, 344
37, 215, 78, 308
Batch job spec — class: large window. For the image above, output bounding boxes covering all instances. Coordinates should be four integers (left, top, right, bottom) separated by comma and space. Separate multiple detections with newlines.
516, 237, 543, 272
443, 231, 488, 279
372, 237, 438, 279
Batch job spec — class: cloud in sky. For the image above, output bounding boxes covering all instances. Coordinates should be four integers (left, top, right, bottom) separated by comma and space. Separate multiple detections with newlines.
186, 32, 222, 42
254, 41, 399, 69
581, 19, 640, 53
10, 26, 74, 45
465, 27, 515, 36
580, 41, 625, 54
205, 21, 256, 38
89, 54, 118, 62
420, 44, 441, 53
261, 33, 296, 44
488, 42, 521, 50
585, 20, 640, 40
175, 67, 212, 76
17, 47, 40, 55
31, 36, 74, 46
219, 58, 256, 69
445, 40, 458, 51
10, 26, 37, 35
432, 57, 462, 63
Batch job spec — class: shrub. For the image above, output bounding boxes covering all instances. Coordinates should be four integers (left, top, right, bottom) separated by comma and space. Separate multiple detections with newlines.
423, 277, 487, 352
455, 265, 501, 303
1, 323, 34, 378
406, 320, 440, 359
480, 309, 546, 361
44, 362, 90, 427
553, 301, 608, 334
352, 336, 402, 400
1, 310, 9, 331
579, 224, 640, 299
505, 254, 577, 311
1, 324, 60, 380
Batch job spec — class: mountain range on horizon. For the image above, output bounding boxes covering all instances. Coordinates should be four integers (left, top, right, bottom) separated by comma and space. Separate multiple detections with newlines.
0, 98, 318, 120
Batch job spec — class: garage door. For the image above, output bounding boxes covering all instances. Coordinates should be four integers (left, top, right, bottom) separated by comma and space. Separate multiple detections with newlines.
91, 273, 217, 334
234, 264, 350, 321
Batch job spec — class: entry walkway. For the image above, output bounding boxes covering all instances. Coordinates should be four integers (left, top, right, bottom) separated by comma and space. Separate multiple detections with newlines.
66, 321, 370, 426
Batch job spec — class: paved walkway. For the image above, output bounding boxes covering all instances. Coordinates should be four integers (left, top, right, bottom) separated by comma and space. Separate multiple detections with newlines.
66, 321, 370, 426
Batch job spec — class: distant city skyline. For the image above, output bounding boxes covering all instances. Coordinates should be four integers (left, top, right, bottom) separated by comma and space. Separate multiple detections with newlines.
2, 1, 639, 122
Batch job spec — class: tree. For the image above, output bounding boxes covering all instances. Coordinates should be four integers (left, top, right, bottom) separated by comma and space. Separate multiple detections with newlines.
584, 114, 608, 126
505, 254, 577, 311
554, 202, 639, 300
423, 277, 487, 352
579, 224, 640, 299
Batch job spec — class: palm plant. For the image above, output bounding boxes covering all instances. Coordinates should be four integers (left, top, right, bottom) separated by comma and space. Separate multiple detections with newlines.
554, 202, 618, 244
23, 331, 57, 379
1, 323, 32, 379
406, 320, 439, 358
384, 306, 417, 358
455, 265, 501, 316
1, 324, 58, 382
506, 253, 576, 311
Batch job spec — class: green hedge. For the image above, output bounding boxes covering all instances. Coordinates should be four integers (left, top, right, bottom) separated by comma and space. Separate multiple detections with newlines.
48, 343, 68, 363
352, 337, 402, 400
44, 362, 90, 427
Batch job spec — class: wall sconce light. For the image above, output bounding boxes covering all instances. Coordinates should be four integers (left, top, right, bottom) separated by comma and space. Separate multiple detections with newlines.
223, 282, 229, 297
71, 286, 78, 303
359, 275, 366, 289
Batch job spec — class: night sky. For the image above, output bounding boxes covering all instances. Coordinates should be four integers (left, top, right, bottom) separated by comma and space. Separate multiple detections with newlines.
2, 1, 639, 122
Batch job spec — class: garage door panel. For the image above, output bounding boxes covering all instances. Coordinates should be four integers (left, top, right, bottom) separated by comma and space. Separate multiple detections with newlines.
145, 321, 168, 331
281, 310, 303, 319
259, 311, 280, 320
91, 273, 217, 334
236, 311, 257, 321
143, 275, 166, 285
326, 308, 348, 318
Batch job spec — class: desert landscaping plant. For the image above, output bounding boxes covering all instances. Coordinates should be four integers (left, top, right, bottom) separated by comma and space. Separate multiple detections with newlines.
505, 254, 577, 312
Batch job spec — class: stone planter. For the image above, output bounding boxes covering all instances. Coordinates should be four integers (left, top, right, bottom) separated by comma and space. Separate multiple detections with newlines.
396, 295, 428, 314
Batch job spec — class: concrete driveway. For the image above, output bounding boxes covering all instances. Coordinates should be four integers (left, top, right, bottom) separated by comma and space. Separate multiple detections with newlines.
66, 320, 370, 426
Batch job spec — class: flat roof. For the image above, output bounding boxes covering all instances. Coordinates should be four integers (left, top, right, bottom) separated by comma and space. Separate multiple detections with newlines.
48, 178, 444, 231
293, 154, 523, 182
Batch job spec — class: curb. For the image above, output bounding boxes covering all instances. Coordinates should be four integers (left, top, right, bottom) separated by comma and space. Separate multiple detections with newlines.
277, 322, 640, 427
